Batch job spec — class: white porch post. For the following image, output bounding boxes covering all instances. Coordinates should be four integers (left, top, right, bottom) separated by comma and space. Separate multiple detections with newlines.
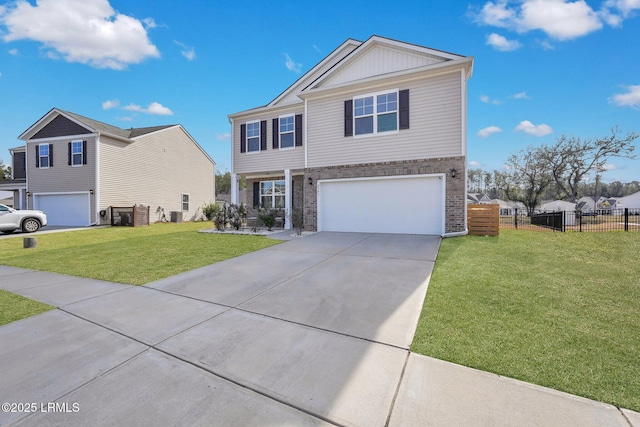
284, 169, 291, 230
231, 173, 238, 205
18, 188, 25, 210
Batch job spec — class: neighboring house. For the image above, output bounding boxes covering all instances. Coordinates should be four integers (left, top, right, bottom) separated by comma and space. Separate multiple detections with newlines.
490, 198, 526, 216
577, 196, 596, 211
4, 108, 215, 226
538, 200, 577, 213
228, 35, 473, 236
615, 191, 640, 210
467, 193, 492, 204
0, 146, 27, 209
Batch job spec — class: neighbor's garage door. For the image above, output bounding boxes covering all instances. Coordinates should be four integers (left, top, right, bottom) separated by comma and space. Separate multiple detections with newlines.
34, 193, 90, 226
317, 175, 444, 235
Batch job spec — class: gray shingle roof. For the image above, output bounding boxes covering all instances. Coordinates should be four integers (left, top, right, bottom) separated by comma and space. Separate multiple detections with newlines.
61, 110, 175, 140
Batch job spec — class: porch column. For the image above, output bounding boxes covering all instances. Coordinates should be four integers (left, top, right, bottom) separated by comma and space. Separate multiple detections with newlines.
18, 188, 25, 210
284, 169, 291, 230
231, 173, 238, 205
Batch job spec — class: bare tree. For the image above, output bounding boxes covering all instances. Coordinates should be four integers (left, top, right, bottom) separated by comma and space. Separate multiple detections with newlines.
496, 146, 554, 216
542, 127, 637, 203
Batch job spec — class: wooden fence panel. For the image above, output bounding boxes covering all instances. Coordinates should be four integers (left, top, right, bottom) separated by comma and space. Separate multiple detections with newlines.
468, 204, 499, 236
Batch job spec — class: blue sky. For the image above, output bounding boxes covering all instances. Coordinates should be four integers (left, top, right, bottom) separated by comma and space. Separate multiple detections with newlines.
0, 0, 639, 184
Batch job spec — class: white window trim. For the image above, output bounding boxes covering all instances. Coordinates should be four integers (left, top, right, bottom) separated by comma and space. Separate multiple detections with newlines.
279, 114, 295, 150
260, 180, 286, 208
246, 120, 261, 153
353, 88, 399, 138
71, 140, 83, 167
38, 143, 50, 169
181, 193, 190, 211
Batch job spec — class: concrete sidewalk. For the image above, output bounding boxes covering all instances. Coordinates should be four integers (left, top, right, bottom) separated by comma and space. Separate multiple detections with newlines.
0, 232, 638, 426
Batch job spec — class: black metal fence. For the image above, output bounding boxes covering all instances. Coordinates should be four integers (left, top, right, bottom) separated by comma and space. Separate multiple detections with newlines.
500, 208, 640, 232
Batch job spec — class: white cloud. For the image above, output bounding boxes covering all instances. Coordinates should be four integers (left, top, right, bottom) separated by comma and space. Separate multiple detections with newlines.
8, 48, 18, 55
601, 0, 640, 25
469, 160, 482, 167
216, 132, 231, 141
123, 102, 173, 115
284, 53, 302, 73
515, 120, 553, 136
610, 85, 640, 108
102, 99, 120, 110
512, 91, 530, 99
476, 0, 604, 41
602, 163, 617, 171
175, 41, 196, 61
487, 33, 521, 51
0, 0, 159, 70
480, 95, 501, 105
478, 126, 503, 138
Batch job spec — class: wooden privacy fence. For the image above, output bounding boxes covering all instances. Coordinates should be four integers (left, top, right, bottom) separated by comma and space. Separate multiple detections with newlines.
110, 205, 150, 227
468, 204, 499, 236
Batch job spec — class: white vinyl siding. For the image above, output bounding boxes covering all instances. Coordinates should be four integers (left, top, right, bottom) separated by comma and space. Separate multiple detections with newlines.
320, 44, 445, 88
233, 107, 305, 175
99, 127, 214, 222
307, 72, 462, 168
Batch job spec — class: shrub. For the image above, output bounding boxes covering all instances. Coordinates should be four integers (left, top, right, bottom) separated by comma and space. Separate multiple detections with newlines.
289, 205, 304, 235
202, 201, 220, 221
257, 207, 280, 231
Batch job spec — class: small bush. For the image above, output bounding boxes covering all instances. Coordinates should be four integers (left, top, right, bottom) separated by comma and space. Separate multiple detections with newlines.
202, 201, 220, 221
257, 207, 280, 231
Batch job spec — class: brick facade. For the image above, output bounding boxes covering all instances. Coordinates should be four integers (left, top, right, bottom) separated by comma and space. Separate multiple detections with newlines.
303, 157, 466, 234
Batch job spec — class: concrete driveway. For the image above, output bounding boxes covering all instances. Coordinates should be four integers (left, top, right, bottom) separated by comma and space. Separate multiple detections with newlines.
1, 232, 638, 426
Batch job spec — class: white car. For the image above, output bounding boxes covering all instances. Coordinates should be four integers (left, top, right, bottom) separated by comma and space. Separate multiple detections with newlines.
0, 203, 48, 234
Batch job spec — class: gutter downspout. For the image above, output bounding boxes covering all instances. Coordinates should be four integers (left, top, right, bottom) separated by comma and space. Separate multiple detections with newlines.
91, 133, 100, 225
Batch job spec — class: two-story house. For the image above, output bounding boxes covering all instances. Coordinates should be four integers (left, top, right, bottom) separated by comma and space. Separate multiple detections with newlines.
228, 36, 473, 236
3, 108, 215, 226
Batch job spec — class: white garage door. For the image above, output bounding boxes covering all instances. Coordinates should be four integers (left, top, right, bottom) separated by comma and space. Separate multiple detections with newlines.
318, 175, 444, 235
34, 193, 90, 226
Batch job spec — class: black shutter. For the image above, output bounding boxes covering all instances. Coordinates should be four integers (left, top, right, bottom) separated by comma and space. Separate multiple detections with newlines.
272, 118, 279, 149
260, 120, 267, 151
344, 100, 353, 137
49, 144, 53, 167
399, 89, 410, 130
68, 142, 72, 165
295, 114, 303, 146
240, 124, 246, 153
253, 182, 260, 208
291, 178, 295, 207
35, 145, 39, 168
83, 141, 87, 164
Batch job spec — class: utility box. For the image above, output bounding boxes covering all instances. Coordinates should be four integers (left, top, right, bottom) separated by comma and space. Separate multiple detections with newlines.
170, 211, 183, 223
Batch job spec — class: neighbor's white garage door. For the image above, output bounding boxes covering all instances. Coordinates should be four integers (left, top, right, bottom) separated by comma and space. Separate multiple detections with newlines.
317, 175, 444, 235
34, 193, 90, 226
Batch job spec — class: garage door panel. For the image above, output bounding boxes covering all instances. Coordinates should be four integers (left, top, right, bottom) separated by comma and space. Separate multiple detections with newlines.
34, 194, 90, 226
318, 175, 444, 235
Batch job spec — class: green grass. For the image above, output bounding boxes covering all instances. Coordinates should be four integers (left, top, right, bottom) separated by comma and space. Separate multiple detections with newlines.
412, 229, 640, 412
0, 289, 54, 326
0, 222, 281, 285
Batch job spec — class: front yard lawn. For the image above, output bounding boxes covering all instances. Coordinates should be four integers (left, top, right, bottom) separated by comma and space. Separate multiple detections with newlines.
412, 229, 640, 412
0, 289, 54, 326
0, 222, 280, 285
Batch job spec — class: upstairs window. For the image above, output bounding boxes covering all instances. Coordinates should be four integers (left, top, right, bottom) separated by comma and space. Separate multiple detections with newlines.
354, 90, 398, 136
37, 144, 52, 168
345, 89, 408, 137
247, 121, 260, 152
279, 115, 295, 148
72, 141, 83, 166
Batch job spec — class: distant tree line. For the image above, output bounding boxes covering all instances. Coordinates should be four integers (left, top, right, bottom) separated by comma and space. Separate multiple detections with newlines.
468, 127, 639, 215
0, 159, 11, 180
